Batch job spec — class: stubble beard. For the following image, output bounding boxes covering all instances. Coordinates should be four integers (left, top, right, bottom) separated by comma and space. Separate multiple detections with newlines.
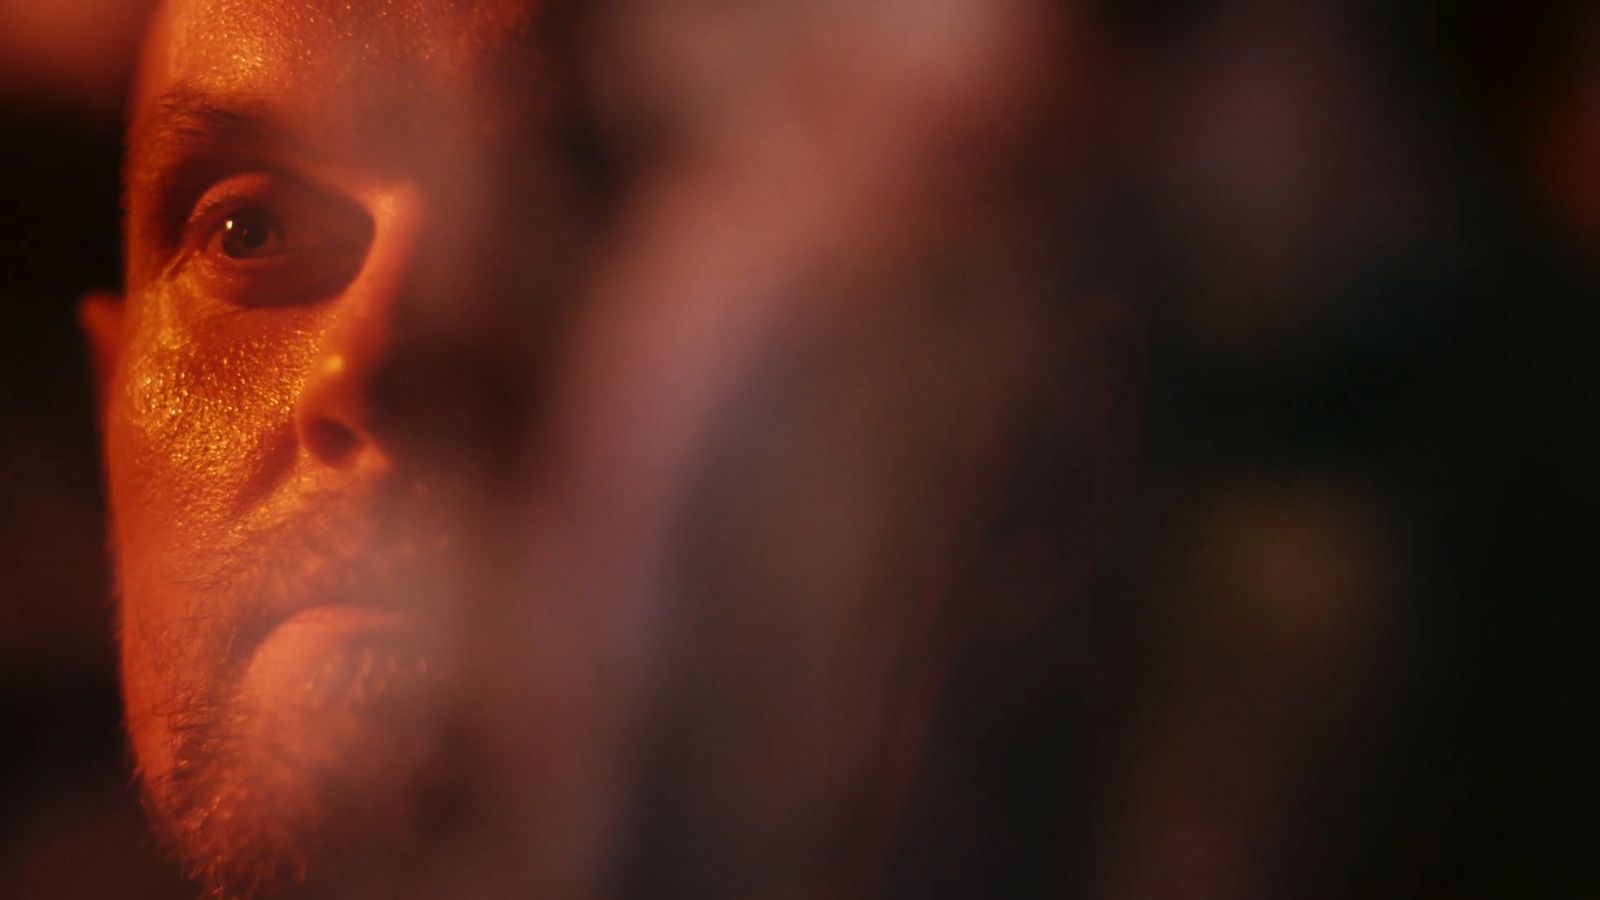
127, 506, 463, 899
147, 641, 449, 898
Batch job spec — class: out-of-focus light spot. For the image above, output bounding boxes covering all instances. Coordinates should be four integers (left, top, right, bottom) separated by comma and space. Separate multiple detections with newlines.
0, 0, 152, 110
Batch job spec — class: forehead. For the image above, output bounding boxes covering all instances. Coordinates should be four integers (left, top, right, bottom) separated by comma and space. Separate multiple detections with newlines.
162, 0, 538, 82
139, 0, 544, 150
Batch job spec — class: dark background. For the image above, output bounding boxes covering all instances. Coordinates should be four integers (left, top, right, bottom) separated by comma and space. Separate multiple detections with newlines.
1, 18, 189, 893
2, 2, 1596, 897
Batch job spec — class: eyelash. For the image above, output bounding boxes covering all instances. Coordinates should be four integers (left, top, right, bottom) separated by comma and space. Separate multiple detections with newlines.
189, 194, 244, 229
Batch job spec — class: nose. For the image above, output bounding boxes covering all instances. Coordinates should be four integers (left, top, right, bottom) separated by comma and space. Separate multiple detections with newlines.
298, 348, 380, 470
294, 187, 544, 478
293, 191, 422, 473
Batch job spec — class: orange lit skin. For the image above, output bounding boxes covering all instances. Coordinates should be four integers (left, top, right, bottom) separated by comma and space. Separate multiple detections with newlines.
84, 0, 551, 892
82, 1, 1091, 896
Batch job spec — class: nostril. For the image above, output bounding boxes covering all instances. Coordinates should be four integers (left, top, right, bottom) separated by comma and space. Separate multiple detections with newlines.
303, 417, 363, 467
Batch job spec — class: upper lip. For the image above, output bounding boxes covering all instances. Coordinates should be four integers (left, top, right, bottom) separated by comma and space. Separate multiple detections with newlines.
226, 484, 455, 658
239, 540, 443, 662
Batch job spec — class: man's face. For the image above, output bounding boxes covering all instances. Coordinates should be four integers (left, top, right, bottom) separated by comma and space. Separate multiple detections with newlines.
89, 0, 1065, 894
95, 0, 565, 892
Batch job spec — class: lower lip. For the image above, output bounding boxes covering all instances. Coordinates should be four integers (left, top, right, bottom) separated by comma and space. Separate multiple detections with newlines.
245, 606, 427, 698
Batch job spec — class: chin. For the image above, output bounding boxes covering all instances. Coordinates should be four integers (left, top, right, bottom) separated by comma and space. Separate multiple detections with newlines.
140, 612, 453, 899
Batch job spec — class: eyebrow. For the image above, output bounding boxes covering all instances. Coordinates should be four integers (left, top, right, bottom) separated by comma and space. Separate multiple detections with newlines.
124, 84, 299, 255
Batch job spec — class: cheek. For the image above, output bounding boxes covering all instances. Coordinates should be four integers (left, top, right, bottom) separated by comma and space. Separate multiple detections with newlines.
112, 288, 322, 543
106, 287, 325, 722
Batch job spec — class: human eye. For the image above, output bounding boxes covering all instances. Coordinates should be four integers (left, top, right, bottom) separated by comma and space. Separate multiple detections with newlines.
209, 205, 289, 260
180, 173, 373, 306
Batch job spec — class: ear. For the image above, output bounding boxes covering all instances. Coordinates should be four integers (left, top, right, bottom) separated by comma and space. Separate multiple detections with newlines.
79, 291, 126, 410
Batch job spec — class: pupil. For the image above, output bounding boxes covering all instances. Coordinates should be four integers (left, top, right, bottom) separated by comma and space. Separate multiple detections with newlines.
223, 212, 275, 256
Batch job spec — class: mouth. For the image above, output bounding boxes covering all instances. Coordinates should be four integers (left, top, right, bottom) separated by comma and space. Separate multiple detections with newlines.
262, 603, 421, 650
274, 603, 418, 634
221, 502, 463, 719
242, 604, 444, 715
